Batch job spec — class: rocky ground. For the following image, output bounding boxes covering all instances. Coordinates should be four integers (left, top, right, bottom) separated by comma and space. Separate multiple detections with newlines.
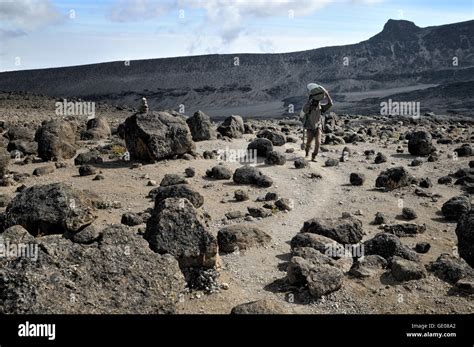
0, 92, 473, 314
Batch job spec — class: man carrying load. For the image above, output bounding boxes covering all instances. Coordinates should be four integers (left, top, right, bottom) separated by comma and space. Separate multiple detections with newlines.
301, 83, 333, 161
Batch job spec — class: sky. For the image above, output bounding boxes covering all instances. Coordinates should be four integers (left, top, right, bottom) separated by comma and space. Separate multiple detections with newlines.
0, 0, 473, 72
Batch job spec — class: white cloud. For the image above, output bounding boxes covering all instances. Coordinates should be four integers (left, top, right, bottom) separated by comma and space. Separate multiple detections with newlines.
0, 0, 63, 33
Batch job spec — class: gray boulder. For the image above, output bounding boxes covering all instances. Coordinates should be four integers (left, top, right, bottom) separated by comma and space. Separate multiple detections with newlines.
375, 166, 413, 190
217, 224, 271, 253
391, 256, 427, 281
149, 184, 204, 208
408, 131, 435, 156
144, 197, 217, 268
122, 111, 195, 162
217, 115, 245, 138
35, 120, 77, 161
248, 138, 273, 157
301, 215, 363, 244
233, 165, 273, 187
231, 299, 287, 314
186, 110, 217, 141
206, 165, 232, 180
441, 196, 471, 221
0, 224, 184, 314
81, 117, 111, 140
427, 253, 474, 284
364, 233, 418, 261
4, 183, 97, 236
256, 129, 286, 146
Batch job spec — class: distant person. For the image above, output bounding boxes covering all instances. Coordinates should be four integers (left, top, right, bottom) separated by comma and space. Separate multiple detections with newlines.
301, 84, 333, 161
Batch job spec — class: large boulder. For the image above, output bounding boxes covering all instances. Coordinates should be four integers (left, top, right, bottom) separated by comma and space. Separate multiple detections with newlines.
0, 225, 185, 314
265, 151, 286, 165
427, 253, 474, 284
217, 224, 271, 253
375, 166, 413, 190
408, 130, 435, 156
217, 115, 245, 138
290, 233, 345, 259
363, 233, 418, 261
206, 165, 232, 180
233, 165, 273, 187
35, 120, 77, 161
300, 216, 363, 244
441, 196, 471, 221
144, 197, 217, 269
390, 256, 427, 281
186, 110, 217, 141
7, 140, 37, 155
456, 209, 474, 267
122, 111, 195, 162
149, 184, 204, 208
4, 183, 97, 236
81, 117, 111, 140
248, 138, 273, 157
256, 129, 286, 146
287, 256, 343, 298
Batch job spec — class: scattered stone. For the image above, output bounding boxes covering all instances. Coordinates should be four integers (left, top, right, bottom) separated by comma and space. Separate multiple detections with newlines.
364, 233, 418, 261
185, 167, 196, 177
265, 151, 286, 165
35, 120, 77, 161
294, 158, 308, 169
4, 183, 97, 236
373, 212, 388, 225
74, 150, 103, 166
290, 233, 344, 259
325, 158, 339, 167
0, 224, 184, 313
225, 211, 244, 220
160, 174, 188, 187
32, 166, 55, 176
233, 165, 273, 187
79, 165, 96, 177
256, 129, 286, 146
374, 152, 387, 164
248, 138, 273, 157
186, 110, 217, 141
415, 242, 431, 254
217, 115, 245, 139
217, 224, 271, 253
234, 189, 249, 201
350, 172, 365, 186
275, 198, 293, 211
247, 206, 272, 218
383, 223, 426, 237
301, 215, 363, 244
121, 111, 195, 162
206, 165, 232, 180
149, 184, 204, 208
81, 116, 111, 140
419, 177, 432, 188
427, 254, 474, 284
408, 131, 436, 156
441, 196, 471, 221
144, 197, 217, 269
375, 166, 413, 191
402, 207, 417, 220
121, 212, 143, 226
454, 144, 472, 157
349, 255, 387, 278
391, 256, 427, 281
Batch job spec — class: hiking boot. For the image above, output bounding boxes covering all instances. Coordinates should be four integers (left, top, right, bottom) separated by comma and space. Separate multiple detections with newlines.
305, 149, 309, 157
311, 153, 317, 161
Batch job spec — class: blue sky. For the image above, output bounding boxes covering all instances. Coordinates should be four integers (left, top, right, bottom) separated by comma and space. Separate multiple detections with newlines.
1, 0, 473, 71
